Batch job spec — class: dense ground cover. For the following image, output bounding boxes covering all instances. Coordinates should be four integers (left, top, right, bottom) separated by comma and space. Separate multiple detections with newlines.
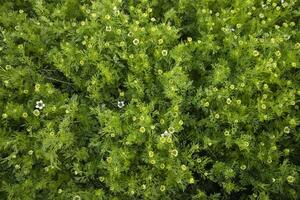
0, 0, 299, 199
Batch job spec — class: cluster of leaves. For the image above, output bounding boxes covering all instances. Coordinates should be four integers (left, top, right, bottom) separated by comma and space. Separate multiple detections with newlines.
0, 0, 299, 199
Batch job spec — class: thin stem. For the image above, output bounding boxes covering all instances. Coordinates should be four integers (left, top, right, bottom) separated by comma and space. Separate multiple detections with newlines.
44, 77, 72, 85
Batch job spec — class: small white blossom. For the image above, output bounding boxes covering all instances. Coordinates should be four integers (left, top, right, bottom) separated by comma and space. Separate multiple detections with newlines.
35, 100, 45, 110
161, 130, 171, 137
117, 101, 125, 108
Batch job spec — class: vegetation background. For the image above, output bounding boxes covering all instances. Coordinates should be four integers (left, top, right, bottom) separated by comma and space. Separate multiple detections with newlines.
0, 0, 299, 199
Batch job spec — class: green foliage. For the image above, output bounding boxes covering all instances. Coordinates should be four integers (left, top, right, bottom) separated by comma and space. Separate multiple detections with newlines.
0, 0, 299, 199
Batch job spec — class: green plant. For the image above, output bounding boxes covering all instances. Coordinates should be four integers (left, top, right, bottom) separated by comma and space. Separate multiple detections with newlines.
0, 0, 299, 199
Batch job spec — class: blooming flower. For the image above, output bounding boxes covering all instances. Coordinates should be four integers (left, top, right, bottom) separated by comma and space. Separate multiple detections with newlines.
159, 137, 166, 143
181, 165, 187, 171
168, 127, 175, 134
166, 137, 172, 143
28, 150, 34, 155
148, 151, 154, 158
253, 50, 260, 57
204, 102, 209, 107
117, 101, 125, 108
161, 130, 170, 137
105, 26, 112, 32
35, 84, 41, 92
275, 51, 281, 57
170, 149, 178, 157
287, 175, 295, 183
226, 98, 232, 105
35, 100, 45, 110
120, 41, 125, 46
99, 176, 105, 182
33, 109, 40, 116
133, 38, 139, 45
139, 127, 146, 133
259, 13, 264, 18
240, 165, 247, 170
224, 130, 230, 136
283, 126, 290, 133
189, 177, 195, 184
73, 195, 81, 200
160, 185, 166, 192
162, 50, 168, 56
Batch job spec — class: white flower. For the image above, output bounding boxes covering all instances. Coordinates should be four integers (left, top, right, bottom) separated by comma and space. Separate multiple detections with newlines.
117, 101, 125, 108
161, 130, 171, 137
35, 100, 45, 110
